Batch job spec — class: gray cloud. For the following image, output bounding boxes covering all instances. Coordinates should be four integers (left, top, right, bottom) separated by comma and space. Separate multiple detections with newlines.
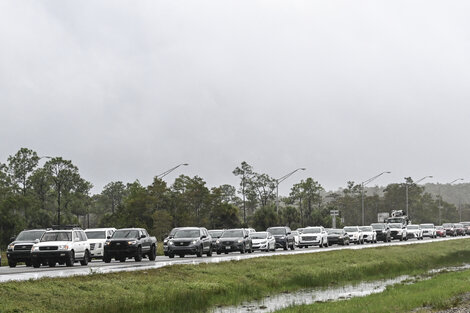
1, 1, 470, 195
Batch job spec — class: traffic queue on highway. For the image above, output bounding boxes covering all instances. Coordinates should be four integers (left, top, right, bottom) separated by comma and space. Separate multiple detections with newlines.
1, 214, 469, 268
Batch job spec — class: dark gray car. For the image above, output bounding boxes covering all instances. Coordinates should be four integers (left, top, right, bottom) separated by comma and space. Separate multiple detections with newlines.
167, 227, 212, 258
266, 226, 295, 250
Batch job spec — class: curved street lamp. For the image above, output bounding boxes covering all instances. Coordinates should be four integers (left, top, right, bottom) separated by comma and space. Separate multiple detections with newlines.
405, 175, 433, 218
156, 163, 189, 179
438, 178, 464, 224
275, 168, 306, 213
361, 171, 391, 225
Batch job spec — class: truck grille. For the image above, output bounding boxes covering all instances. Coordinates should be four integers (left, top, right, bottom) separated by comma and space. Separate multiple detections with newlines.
302, 236, 316, 241
222, 241, 234, 245
14, 244, 32, 251
39, 246, 58, 251
90, 243, 96, 250
110, 241, 128, 248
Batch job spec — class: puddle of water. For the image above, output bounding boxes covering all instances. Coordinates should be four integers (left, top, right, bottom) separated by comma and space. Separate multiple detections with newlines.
213, 264, 470, 313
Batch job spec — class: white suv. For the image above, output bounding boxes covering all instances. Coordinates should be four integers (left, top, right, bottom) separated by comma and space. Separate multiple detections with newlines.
420, 223, 436, 238
298, 226, 328, 248
343, 226, 364, 244
85, 228, 116, 259
31, 227, 91, 267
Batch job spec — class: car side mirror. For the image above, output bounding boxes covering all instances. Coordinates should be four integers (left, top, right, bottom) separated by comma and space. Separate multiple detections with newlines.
244, 235, 249, 238
140, 235, 147, 239
10, 236, 16, 242
34, 239, 40, 244
287, 232, 291, 235
107, 236, 111, 239
201, 235, 206, 239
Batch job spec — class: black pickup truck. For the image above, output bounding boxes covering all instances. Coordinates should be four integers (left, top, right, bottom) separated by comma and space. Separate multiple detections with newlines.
103, 228, 157, 262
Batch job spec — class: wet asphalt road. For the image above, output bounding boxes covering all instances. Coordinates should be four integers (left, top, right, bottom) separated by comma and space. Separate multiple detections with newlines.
0, 235, 467, 283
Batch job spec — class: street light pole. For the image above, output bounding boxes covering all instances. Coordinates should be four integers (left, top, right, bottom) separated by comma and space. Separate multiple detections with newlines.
439, 178, 464, 225
156, 163, 189, 179
361, 171, 391, 226
405, 175, 432, 218
275, 168, 306, 213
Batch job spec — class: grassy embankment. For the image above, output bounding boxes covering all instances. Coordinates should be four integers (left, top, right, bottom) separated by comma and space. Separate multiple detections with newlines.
278, 266, 470, 313
0, 239, 469, 313
1, 251, 6, 266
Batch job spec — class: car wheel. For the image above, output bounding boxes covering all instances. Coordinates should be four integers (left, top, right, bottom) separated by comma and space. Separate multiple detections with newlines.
248, 244, 253, 253
80, 250, 89, 266
120, 257, 126, 262
179, 254, 185, 258
240, 245, 246, 254
196, 245, 203, 257
290, 242, 295, 250
216, 251, 221, 255
224, 251, 229, 254
168, 253, 175, 259
25, 260, 32, 267
319, 239, 324, 248
66, 251, 75, 267
32, 260, 40, 268
283, 243, 288, 251
135, 247, 143, 262
49, 261, 56, 267
8, 260, 17, 268
206, 245, 213, 257
103, 254, 111, 263
149, 245, 157, 261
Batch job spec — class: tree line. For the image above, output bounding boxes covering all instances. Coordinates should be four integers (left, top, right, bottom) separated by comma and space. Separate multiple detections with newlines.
0, 148, 464, 246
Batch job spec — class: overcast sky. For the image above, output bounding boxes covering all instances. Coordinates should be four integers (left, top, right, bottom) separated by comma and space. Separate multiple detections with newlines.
1, 1, 469, 196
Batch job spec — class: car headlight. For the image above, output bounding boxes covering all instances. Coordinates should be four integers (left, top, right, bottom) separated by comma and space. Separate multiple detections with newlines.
280, 236, 285, 240
31, 246, 40, 252
216, 239, 220, 244
168, 241, 174, 246
105, 241, 111, 246
58, 245, 69, 250
163, 239, 168, 245
8, 244, 14, 250
261, 241, 267, 245
237, 239, 243, 243
127, 241, 137, 245
191, 240, 198, 245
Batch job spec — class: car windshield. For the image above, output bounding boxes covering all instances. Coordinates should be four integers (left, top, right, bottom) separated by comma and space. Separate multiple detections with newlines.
41, 232, 72, 242
291, 231, 299, 236
222, 230, 244, 238
420, 224, 434, 229
251, 232, 268, 239
443, 224, 453, 228
112, 230, 140, 239
436, 226, 443, 230
371, 224, 385, 230
208, 230, 223, 238
407, 225, 419, 230
169, 228, 179, 237
455, 224, 463, 228
328, 229, 342, 234
303, 228, 321, 234
267, 228, 286, 235
389, 223, 402, 228
85, 231, 106, 239
174, 229, 200, 238
359, 226, 372, 231
344, 227, 358, 232
15, 230, 44, 241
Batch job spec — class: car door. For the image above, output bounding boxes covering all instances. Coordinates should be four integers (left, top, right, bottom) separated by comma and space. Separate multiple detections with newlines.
141, 230, 150, 252
202, 229, 211, 252
73, 231, 84, 258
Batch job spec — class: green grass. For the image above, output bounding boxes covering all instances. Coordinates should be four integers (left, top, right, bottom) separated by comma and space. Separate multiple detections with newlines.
0, 239, 470, 313
278, 266, 470, 313
1, 251, 6, 266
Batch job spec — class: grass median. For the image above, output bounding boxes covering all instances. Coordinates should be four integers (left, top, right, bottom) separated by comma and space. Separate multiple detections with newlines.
0, 239, 469, 313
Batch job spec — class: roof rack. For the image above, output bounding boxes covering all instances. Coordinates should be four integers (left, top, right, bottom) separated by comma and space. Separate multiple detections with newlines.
51, 225, 82, 230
